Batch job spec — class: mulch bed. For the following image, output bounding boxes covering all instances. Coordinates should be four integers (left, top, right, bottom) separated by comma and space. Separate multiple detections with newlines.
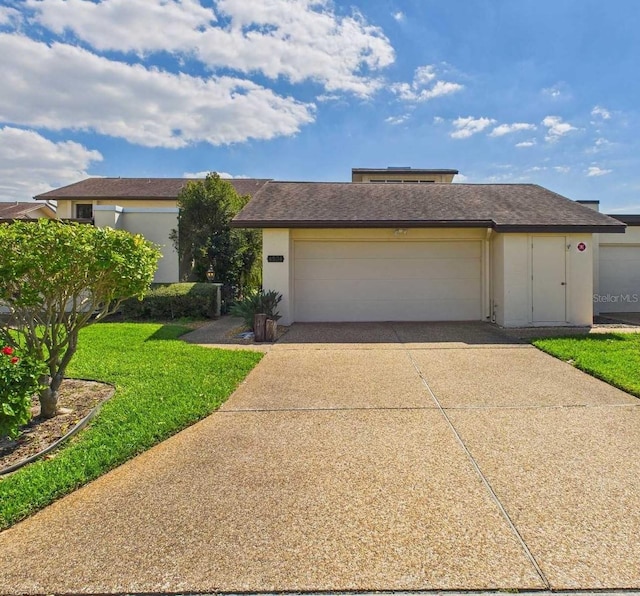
0, 380, 114, 471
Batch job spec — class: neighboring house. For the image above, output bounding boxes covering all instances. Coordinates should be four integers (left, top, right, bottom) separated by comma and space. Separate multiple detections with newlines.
594, 214, 640, 314
0, 201, 56, 222
232, 168, 625, 327
35, 178, 270, 283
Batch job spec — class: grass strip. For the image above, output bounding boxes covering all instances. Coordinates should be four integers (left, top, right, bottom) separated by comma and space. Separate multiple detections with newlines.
533, 332, 640, 398
0, 323, 262, 530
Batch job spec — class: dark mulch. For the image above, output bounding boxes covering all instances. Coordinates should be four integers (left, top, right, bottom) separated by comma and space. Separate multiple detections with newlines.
0, 380, 114, 471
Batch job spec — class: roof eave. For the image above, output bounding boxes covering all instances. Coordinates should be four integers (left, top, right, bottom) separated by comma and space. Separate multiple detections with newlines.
231, 219, 494, 229
492, 223, 627, 233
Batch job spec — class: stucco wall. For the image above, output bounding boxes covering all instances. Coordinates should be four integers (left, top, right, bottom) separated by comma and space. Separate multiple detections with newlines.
94, 206, 179, 283
491, 233, 593, 327
262, 229, 293, 325
56, 198, 176, 219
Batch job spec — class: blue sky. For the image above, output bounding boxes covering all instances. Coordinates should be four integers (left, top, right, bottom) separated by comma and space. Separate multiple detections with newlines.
1, 0, 639, 212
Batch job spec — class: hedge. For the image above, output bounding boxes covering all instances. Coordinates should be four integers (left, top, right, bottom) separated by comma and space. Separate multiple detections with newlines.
120, 283, 217, 320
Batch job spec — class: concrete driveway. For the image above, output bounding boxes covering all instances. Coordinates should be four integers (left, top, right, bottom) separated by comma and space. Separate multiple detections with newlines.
1, 322, 640, 594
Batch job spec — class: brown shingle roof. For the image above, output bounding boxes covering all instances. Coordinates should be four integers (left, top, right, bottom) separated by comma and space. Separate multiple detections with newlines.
0, 201, 52, 219
232, 182, 625, 233
34, 177, 271, 200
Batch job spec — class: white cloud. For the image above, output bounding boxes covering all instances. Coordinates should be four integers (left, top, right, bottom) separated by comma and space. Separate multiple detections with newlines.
183, 170, 249, 179
591, 105, 611, 120
433, 116, 444, 124
453, 173, 468, 182
0, 34, 315, 148
0, 126, 102, 202
515, 140, 536, 148
385, 114, 410, 125
450, 116, 496, 139
489, 122, 536, 137
392, 11, 405, 22
542, 115, 577, 142
554, 166, 571, 174
542, 86, 562, 98
27, 0, 395, 97
587, 166, 612, 177
392, 65, 463, 102
0, 6, 21, 26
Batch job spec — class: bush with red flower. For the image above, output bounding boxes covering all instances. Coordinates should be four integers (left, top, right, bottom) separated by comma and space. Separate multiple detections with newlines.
0, 345, 44, 439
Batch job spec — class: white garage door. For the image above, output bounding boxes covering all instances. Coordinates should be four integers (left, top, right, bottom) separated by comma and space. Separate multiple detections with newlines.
599, 246, 640, 312
294, 240, 482, 322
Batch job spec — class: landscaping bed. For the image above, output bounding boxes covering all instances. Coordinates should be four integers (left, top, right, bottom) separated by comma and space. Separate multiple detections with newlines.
0, 379, 114, 472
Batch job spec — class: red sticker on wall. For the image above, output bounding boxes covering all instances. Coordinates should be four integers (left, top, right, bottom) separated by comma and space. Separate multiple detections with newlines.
577, 242, 587, 252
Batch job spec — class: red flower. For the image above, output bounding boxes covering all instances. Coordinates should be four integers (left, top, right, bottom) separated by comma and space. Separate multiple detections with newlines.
1, 346, 14, 356
10, 357, 19, 364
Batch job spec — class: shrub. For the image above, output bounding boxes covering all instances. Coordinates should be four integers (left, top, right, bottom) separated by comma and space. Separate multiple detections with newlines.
230, 289, 282, 330
120, 283, 218, 320
0, 346, 44, 439
0, 219, 160, 419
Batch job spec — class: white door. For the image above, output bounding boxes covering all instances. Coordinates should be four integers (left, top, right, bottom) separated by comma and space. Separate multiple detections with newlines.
293, 240, 482, 322
599, 246, 640, 312
532, 237, 566, 323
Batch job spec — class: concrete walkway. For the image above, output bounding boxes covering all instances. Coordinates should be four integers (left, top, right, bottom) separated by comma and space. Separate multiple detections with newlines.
1, 322, 640, 594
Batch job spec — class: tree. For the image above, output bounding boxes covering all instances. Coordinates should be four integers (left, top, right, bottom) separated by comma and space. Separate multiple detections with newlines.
171, 173, 261, 290
0, 219, 161, 418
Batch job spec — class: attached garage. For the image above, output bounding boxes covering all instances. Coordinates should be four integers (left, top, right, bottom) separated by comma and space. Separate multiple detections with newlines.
232, 181, 624, 327
597, 219, 640, 313
293, 239, 482, 322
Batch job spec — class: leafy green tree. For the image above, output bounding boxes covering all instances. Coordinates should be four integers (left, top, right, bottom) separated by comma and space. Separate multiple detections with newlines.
0, 220, 161, 418
171, 173, 261, 290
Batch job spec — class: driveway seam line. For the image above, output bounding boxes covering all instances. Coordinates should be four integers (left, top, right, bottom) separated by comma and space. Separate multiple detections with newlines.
219, 403, 640, 413
391, 328, 551, 590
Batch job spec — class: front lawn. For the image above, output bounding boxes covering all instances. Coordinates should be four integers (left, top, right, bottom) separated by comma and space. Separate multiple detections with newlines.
0, 323, 262, 530
533, 333, 640, 397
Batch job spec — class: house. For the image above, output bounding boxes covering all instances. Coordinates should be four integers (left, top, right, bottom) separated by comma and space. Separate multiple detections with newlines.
232, 168, 625, 327
34, 177, 270, 283
36, 168, 636, 327
0, 201, 56, 222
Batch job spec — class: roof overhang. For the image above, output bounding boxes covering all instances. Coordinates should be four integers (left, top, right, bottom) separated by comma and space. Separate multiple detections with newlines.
231, 219, 627, 233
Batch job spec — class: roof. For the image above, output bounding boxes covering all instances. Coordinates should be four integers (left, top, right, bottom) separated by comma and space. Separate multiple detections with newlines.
605, 214, 640, 225
352, 167, 459, 175
0, 201, 55, 220
34, 177, 271, 200
232, 182, 625, 233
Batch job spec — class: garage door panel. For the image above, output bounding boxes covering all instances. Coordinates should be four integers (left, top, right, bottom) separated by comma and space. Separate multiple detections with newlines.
295, 257, 482, 281
295, 278, 481, 302
599, 246, 640, 312
294, 240, 481, 260
295, 298, 482, 322
294, 240, 483, 322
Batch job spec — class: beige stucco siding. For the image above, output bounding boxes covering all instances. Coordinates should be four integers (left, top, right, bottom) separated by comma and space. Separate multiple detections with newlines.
94, 206, 179, 283
56, 199, 177, 219
491, 233, 593, 327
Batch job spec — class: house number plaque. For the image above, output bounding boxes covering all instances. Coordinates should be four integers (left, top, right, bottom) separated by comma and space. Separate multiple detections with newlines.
267, 255, 285, 262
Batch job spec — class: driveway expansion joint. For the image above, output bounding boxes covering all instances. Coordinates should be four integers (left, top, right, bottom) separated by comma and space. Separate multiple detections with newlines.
389, 324, 551, 591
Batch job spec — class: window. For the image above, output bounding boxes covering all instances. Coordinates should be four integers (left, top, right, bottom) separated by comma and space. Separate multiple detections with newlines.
75, 203, 93, 219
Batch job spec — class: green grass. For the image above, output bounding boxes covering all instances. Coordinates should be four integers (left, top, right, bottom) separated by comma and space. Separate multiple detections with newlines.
533, 333, 640, 397
0, 323, 262, 530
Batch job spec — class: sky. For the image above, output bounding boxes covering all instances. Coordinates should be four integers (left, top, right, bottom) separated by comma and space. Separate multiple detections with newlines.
1, 0, 639, 213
